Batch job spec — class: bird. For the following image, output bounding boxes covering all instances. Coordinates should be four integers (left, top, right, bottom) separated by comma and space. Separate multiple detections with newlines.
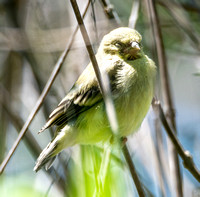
34, 27, 156, 172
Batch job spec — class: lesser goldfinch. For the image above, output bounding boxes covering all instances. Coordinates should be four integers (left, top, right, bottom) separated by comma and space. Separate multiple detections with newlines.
34, 27, 156, 172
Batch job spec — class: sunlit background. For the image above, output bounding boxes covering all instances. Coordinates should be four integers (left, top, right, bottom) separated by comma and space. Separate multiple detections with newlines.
0, 0, 200, 196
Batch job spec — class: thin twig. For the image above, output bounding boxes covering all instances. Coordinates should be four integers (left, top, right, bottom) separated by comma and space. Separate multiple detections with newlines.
26, 55, 55, 138
70, 0, 119, 135
154, 117, 168, 197
0, 0, 91, 175
91, 0, 99, 45
157, 0, 200, 13
158, 0, 200, 51
70, 1, 146, 196
0, 96, 41, 158
145, 0, 183, 195
70, 2, 146, 196
0, 85, 66, 191
99, 0, 121, 24
122, 144, 145, 197
129, 0, 140, 29
152, 98, 200, 182
70, 2, 119, 195
70, 1, 147, 196
153, 117, 167, 197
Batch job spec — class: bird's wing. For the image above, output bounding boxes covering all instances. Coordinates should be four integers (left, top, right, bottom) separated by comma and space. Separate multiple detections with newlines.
39, 83, 102, 133
39, 61, 123, 133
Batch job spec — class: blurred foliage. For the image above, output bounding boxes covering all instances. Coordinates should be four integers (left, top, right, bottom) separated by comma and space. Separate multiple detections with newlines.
66, 146, 130, 197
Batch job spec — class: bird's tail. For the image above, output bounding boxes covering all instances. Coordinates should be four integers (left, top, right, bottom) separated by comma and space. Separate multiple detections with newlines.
34, 139, 58, 172
34, 125, 76, 172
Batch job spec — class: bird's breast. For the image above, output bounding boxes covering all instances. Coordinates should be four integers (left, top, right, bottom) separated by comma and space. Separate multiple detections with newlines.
114, 65, 154, 136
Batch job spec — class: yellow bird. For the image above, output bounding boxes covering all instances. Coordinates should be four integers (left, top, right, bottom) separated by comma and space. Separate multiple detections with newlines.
34, 27, 156, 172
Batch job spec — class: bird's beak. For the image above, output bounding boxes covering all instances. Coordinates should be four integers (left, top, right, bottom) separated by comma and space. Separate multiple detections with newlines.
131, 42, 140, 51
129, 41, 140, 56
123, 41, 141, 60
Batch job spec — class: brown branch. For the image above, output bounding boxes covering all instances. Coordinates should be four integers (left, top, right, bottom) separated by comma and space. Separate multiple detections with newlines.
158, 0, 200, 13
70, 0, 146, 196
70, 0, 119, 135
152, 98, 200, 183
158, 0, 200, 51
153, 116, 167, 197
0, 95, 41, 158
25, 54, 55, 138
99, 0, 121, 24
122, 144, 146, 197
0, 0, 91, 175
144, 0, 183, 195
0, 85, 66, 191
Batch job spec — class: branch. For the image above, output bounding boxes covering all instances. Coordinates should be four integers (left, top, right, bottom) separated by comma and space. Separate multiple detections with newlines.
99, 0, 121, 24
144, 0, 183, 195
122, 144, 145, 197
0, 85, 66, 191
0, 0, 91, 175
153, 116, 167, 197
70, 0, 119, 135
152, 98, 200, 183
158, 0, 200, 13
70, 0, 146, 196
158, 0, 200, 51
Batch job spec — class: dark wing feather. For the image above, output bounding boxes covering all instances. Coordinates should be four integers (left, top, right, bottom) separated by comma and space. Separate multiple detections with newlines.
39, 84, 103, 133
39, 61, 123, 133
52, 86, 102, 126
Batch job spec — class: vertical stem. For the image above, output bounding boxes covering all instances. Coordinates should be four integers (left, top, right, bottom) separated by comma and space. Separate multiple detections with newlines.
99, 0, 121, 24
122, 144, 145, 197
70, 0, 119, 135
154, 117, 167, 197
70, 1, 146, 196
98, 147, 111, 192
146, 0, 183, 196
93, 147, 111, 197
129, 0, 140, 29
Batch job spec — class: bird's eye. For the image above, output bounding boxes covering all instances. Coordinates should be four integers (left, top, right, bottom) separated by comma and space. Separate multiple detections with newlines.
114, 41, 123, 48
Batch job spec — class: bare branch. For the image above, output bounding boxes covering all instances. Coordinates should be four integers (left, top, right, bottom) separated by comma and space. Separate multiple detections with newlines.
153, 117, 167, 197
144, 0, 183, 195
122, 144, 146, 197
158, 0, 200, 51
0, 0, 91, 174
152, 98, 200, 183
99, 0, 121, 24
70, 0, 146, 196
0, 85, 66, 191
70, 0, 119, 135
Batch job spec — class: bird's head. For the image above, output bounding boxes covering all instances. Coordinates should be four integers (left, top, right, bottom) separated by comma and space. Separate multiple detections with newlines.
99, 27, 143, 61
